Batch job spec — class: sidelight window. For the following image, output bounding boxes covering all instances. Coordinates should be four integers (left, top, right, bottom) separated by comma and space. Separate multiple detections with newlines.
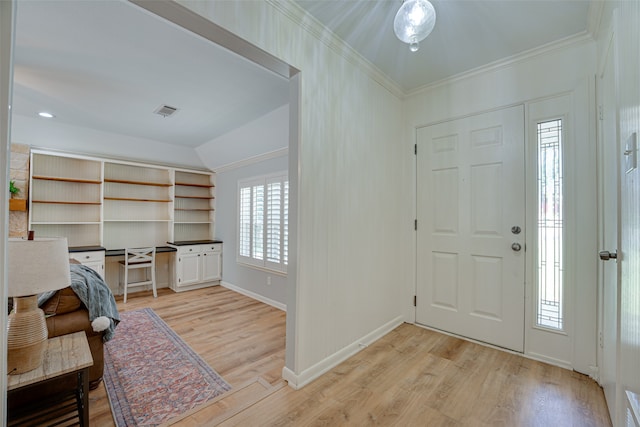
536, 119, 564, 330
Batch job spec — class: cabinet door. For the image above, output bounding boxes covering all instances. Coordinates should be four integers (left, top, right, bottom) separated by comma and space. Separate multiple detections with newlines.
72, 251, 105, 279
83, 261, 105, 279
202, 250, 221, 281
177, 252, 201, 287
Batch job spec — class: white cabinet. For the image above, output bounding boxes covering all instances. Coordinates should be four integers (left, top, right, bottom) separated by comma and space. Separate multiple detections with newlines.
176, 246, 202, 287
70, 250, 105, 279
171, 243, 222, 292
201, 244, 222, 282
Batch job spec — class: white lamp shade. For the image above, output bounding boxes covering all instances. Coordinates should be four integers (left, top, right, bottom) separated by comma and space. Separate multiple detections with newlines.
394, 0, 436, 44
8, 237, 71, 297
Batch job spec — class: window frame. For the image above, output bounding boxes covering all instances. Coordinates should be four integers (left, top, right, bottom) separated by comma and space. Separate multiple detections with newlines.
534, 117, 566, 332
237, 171, 288, 274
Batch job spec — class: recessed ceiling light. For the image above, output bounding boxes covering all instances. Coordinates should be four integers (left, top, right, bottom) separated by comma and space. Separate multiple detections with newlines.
38, 112, 55, 118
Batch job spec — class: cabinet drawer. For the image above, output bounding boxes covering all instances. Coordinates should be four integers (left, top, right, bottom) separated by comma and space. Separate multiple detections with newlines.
177, 245, 202, 255
203, 244, 221, 252
71, 251, 105, 263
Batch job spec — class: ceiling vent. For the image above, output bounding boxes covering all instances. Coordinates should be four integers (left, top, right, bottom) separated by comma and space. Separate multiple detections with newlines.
153, 105, 178, 118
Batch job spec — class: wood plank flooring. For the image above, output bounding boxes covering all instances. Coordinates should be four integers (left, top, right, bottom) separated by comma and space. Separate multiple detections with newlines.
88, 286, 286, 426
89, 286, 611, 426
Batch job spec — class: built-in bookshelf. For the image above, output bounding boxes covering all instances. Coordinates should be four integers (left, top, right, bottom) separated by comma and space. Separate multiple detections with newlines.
29, 152, 103, 247
103, 162, 173, 248
173, 170, 215, 242
28, 150, 215, 248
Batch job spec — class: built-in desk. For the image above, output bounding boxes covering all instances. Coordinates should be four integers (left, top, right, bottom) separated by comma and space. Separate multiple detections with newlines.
102, 246, 177, 297
71, 243, 222, 296
105, 246, 177, 257
69, 246, 106, 279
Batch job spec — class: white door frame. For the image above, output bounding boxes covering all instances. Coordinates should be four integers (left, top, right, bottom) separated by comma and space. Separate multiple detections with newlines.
413, 82, 597, 376
1, 0, 17, 422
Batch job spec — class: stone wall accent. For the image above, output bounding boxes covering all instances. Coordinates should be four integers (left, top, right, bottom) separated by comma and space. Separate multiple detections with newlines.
9, 143, 29, 238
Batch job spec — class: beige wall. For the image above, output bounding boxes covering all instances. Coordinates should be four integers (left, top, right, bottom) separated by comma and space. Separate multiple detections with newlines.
9, 143, 28, 238
178, 0, 411, 386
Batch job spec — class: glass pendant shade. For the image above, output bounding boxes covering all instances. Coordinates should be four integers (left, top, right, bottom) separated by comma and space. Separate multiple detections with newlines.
394, 0, 436, 52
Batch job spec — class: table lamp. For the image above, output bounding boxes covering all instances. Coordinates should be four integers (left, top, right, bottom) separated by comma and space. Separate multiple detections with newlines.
7, 235, 71, 374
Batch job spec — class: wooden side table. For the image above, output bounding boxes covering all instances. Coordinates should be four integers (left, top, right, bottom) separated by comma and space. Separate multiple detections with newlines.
7, 331, 94, 426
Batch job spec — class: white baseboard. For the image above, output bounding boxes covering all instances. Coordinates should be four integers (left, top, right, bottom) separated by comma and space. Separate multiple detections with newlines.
282, 315, 405, 390
221, 281, 286, 311
524, 351, 573, 371
414, 323, 578, 373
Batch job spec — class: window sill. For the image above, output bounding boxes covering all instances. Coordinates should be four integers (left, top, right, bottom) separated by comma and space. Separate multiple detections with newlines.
236, 260, 287, 276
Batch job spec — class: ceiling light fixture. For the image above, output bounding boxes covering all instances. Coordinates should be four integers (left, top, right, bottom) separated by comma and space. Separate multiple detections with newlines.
38, 112, 55, 118
393, 0, 436, 53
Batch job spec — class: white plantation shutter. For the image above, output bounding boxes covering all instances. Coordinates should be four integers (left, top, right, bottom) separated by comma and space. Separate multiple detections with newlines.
266, 180, 282, 264
239, 186, 251, 258
283, 180, 289, 266
237, 173, 288, 273
253, 184, 264, 261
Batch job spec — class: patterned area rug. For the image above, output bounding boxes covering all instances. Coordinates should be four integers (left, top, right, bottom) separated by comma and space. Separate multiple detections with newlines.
104, 308, 231, 426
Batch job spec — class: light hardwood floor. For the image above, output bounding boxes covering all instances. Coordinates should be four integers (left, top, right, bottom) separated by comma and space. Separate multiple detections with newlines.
90, 286, 612, 426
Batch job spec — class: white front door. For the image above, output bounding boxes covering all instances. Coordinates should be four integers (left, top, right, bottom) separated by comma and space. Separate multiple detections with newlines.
598, 25, 620, 421
416, 105, 525, 352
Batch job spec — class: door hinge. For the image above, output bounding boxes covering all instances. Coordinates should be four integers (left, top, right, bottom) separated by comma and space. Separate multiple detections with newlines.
413, 295, 417, 306
599, 331, 604, 348
598, 105, 604, 121
414, 144, 417, 155
414, 219, 417, 230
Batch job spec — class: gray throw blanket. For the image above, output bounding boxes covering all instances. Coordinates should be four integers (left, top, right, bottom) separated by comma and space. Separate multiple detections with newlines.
38, 264, 120, 342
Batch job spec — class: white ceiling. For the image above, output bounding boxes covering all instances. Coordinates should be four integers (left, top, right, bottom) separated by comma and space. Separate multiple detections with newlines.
296, 0, 595, 92
11, 0, 596, 158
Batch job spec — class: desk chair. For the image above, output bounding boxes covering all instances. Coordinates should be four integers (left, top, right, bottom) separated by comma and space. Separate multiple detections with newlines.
119, 247, 156, 303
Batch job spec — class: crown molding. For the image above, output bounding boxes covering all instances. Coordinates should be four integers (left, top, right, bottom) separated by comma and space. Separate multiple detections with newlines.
213, 147, 288, 173
587, 0, 605, 40
408, 31, 595, 97
266, 0, 405, 99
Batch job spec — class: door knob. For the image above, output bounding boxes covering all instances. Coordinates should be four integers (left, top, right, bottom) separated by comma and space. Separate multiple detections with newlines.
599, 250, 617, 261
511, 243, 522, 252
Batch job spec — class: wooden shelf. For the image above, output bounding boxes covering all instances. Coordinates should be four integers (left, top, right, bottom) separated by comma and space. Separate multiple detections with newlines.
31, 221, 101, 225
175, 195, 214, 200
174, 221, 212, 225
175, 182, 215, 188
104, 219, 171, 222
32, 200, 102, 205
104, 197, 171, 202
32, 175, 102, 184
31, 151, 215, 247
9, 199, 26, 211
104, 178, 172, 187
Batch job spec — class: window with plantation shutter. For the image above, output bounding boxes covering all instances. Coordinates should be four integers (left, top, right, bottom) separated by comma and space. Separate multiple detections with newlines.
237, 172, 288, 273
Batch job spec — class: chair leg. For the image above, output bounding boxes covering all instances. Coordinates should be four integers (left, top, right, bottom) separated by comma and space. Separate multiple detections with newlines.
123, 266, 128, 304
151, 264, 157, 298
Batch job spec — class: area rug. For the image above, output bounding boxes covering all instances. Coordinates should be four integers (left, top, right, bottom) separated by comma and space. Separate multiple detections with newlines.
103, 308, 231, 426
